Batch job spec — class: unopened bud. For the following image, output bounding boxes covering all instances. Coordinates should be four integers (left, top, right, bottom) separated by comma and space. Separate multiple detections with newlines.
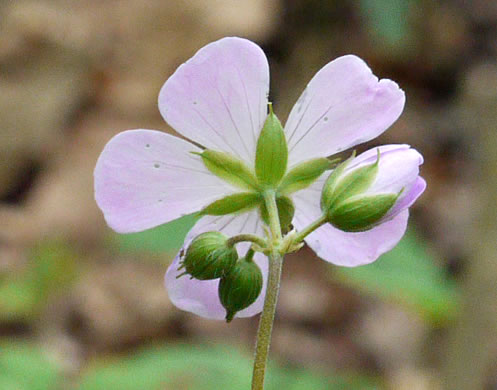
326, 193, 400, 232
321, 150, 400, 232
218, 253, 263, 322
179, 232, 237, 280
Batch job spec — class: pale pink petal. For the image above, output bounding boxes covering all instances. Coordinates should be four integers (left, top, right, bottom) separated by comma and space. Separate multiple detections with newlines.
159, 37, 270, 164
94, 129, 234, 233
293, 191, 409, 267
165, 210, 268, 320
347, 144, 411, 165
285, 55, 405, 166
386, 176, 426, 218
348, 145, 424, 195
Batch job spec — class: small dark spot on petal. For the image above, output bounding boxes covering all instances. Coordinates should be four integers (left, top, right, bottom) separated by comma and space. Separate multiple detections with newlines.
145, 144, 150, 148
193, 101, 197, 105
154, 163, 160, 168
158, 199, 163, 202
324, 117, 328, 122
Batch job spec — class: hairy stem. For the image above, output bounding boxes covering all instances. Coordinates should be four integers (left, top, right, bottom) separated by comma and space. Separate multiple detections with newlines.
251, 249, 283, 390
250, 189, 284, 390
292, 214, 327, 244
226, 234, 268, 249
262, 190, 282, 242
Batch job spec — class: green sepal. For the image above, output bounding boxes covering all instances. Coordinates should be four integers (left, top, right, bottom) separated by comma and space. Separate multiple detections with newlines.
278, 158, 336, 195
321, 150, 380, 212
327, 192, 399, 232
321, 151, 356, 211
200, 192, 261, 216
260, 195, 295, 234
218, 256, 263, 322
180, 232, 238, 280
255, 104, 288, 187
196, 150, 258, 190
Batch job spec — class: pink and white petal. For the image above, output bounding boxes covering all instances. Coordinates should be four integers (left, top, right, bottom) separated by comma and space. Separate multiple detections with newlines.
386, 176, 426, 218
165, 254, 226, 319
165, 210, 268, 320
302, 211, 408, 267
94, 129, 234, 233
285, 55, 405, 166
353, 146, 424, 195
347, 144, 411, 166
159, 37, 270, 164
292, 188, 408, 267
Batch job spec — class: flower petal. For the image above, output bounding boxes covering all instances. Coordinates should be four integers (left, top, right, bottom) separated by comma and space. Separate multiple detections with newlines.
159, 37, 270, 164
165, 210, 268, 320
285, 55, 405, 166
348, 145, 424, 195
387, 176, 426, 218
293, 182, 409, 267
94, 129, 234, 233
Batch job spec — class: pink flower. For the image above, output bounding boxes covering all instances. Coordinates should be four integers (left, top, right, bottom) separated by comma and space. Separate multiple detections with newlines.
94, 37, 425, 320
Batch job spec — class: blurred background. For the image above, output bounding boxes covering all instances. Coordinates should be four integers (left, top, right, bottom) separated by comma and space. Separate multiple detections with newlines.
1, 0, 496, 389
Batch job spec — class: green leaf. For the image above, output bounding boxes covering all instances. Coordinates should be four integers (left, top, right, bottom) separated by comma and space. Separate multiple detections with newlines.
77, 344, 379, 390
0, 342, 62, 390
360, 0, 411, 49
260, 196, 295, 234
201, 192, 261, 216
78, 345, 259, 390
197, 150, 258, 190
333, 227, 460, 325
0, 240, 78, 320
328, 193, 398, 232
278, 158, 334, 195
116, 213, 198, 256
255, 105, 288, 187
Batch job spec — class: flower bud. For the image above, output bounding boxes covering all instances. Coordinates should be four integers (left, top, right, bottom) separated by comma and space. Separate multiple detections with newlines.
326, 193, 400, 232
218, 254, 263, 322
321, 151, 401, 232
179, 232, 238, 280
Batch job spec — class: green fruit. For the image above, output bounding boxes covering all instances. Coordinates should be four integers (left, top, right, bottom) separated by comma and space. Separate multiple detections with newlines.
180, 232, 238, 280
218, 258, 263, 322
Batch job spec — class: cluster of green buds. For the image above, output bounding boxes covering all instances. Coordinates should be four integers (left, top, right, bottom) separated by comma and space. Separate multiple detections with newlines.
178, 232, 263, 322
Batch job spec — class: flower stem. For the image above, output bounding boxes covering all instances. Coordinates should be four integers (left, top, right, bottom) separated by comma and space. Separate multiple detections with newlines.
251, 249, 283, 390
251, 189, 284, 390
292, 214, 327, 244
226, 234, 268, 249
